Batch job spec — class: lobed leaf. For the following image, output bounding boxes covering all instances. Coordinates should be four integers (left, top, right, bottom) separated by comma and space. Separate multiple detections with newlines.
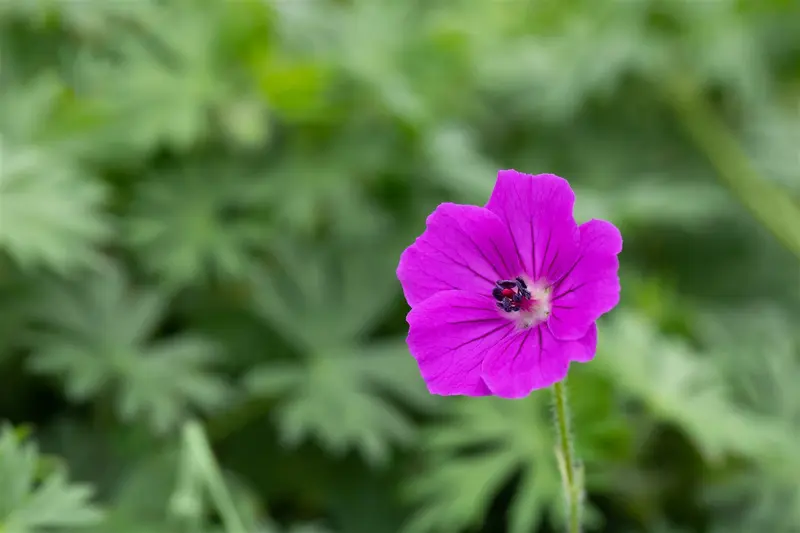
0, 426, 103, 532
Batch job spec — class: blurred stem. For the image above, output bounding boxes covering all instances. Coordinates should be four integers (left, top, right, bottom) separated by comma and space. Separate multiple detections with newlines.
665, 74, 800, 260
552, 379, 583, 533
183, 421, 248, 533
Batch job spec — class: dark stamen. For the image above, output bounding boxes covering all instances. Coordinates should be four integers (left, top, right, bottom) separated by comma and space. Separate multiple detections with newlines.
497, 297, 518, 313
492, 278, 531, 313
492, 286, 504, 300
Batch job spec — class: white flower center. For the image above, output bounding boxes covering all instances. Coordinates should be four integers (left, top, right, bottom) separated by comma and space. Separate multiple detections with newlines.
513, 275, 552, 329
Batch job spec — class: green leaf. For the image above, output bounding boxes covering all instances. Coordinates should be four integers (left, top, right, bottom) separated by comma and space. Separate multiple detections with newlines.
276, 0, 426, 122
256, 136, 393, 239
246, 340, 433, 465
0, 74, 64, 142
403, 396, 561, 533
65, 0, 268, 155
0, 0, 155, 30
574, 180, 734, 228
472, 1, 654, 122
251, 239, 401, 350
597, 312, 784, 463
665, 1, 768, 104
422, 124, 499, 202
698, 307, 800, 532
0, 141, 109, 272
126, 164, 271, 288
27, 265, 231, 433
69, 7, 217, 153
0, 425, 103, 532
252, 52, 333, 120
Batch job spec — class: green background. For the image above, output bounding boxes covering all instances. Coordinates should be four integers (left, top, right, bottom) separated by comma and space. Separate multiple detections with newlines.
1, 1, 800, 532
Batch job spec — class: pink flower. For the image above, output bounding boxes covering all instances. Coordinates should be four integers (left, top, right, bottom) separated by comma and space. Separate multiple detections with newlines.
397, 170, 622, 399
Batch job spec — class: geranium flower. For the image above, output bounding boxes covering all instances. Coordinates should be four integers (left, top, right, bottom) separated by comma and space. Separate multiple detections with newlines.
397, 170, 622, 398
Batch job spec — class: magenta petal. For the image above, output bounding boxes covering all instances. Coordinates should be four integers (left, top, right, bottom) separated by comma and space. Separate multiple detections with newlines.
572, 323, 598, 363
485, 170, 580, 282
406, 290, 515, 396
481, 324, 589, 398
548, 219, 622, 340
397, 202, 522, 307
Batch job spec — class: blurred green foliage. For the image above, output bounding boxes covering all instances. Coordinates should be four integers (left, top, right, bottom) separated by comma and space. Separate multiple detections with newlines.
1, 0, 800, 532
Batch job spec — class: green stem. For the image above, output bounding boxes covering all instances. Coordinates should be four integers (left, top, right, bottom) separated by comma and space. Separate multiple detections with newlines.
552, 379, 583, 533
183, 421, 248, 533
665, 74, 800, 260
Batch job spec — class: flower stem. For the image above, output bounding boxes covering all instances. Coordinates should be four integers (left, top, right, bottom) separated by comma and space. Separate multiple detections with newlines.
552, 378, 583, 533
183, 420, 248, 533
664, 73, 800, 260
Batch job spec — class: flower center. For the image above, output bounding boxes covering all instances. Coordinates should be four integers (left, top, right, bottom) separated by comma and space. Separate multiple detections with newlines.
492, 276, 552, 328
492, 277, 533, 313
